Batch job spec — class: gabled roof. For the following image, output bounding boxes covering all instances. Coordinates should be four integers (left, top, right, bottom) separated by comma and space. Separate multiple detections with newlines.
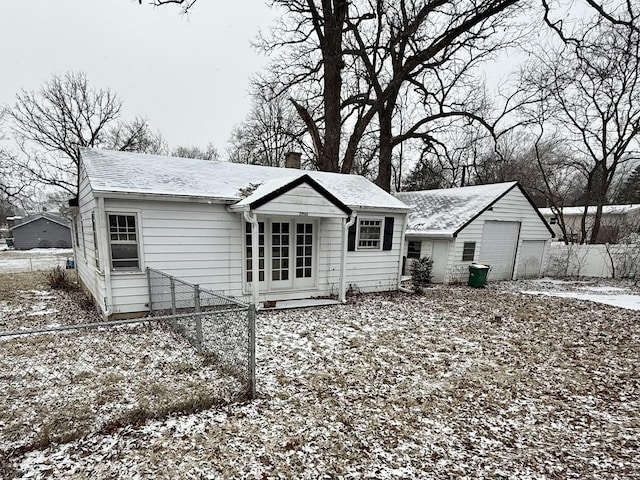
396, 182, 552, 237
9, 213, 70, 231
539, 204, 640, 216
81, 149, 410, 212
231, 174, 352, 215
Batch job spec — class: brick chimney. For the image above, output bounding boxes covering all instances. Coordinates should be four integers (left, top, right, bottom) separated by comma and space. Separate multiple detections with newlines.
284, 151, 302, 169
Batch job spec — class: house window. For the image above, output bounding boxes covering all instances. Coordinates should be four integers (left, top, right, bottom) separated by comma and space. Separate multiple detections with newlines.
74, 216, 80, 247
91, 212, 100, 270
549, 217, 557, 224
296, 223, 313, 278
357, 218, 382, 249
108, 214, 140, 271
245, 221, 265, 282
80, 217, 87, 259
407, 240, 421, 259
462, 242, 476, 261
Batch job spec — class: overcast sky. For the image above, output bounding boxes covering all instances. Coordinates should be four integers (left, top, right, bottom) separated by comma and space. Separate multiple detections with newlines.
0, 0, 277, 153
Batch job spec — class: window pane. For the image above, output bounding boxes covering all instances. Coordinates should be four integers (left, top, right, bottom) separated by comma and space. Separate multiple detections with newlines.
111, 243, 138, 260
408, 241, 421, 259
462, 242, 476, 261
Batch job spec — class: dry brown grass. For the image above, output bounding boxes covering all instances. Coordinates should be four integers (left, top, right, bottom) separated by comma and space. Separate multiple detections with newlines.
4, 279, 640, 479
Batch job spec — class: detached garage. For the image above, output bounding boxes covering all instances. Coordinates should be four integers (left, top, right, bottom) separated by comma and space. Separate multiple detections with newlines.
396, 182, 554, 283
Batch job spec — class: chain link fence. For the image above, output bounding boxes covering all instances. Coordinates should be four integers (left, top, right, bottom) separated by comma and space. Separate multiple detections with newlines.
147, 267, 256, 399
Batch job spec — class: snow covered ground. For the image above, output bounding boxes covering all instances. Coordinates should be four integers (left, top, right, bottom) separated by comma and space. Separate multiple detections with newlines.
510, 277, 640, 311
0, 249, 73, 273
2, 274, 638, 479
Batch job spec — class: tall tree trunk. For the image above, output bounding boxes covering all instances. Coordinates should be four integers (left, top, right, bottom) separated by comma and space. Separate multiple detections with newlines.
317, 0, 346, 172
376, 103, 395, 192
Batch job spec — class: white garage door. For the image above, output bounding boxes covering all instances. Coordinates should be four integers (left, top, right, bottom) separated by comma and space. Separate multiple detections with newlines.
479, 221, 520, 280
518, 240, 546, 278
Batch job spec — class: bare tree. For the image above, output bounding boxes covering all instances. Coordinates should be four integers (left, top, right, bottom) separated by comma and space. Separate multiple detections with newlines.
3, 72, 167, 198
172, 143, 219, 161
227, 94, 309, 167
106, 117, 168, 155
523, 8, 640, 243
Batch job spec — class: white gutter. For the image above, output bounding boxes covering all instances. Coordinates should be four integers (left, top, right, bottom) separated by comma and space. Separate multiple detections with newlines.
339, 213, 357, 303
97, 197, 113, 317
396, 212, 408, 290
243, 209, 260, 309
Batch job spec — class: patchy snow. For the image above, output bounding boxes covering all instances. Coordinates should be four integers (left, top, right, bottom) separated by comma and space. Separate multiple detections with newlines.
395, 182, 518, 236
81, 148, 410, 212
3, 282, 639, 479
523, 291, 640, 310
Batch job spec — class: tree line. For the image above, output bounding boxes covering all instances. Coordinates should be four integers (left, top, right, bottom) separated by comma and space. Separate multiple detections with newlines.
2, 0, 639, 246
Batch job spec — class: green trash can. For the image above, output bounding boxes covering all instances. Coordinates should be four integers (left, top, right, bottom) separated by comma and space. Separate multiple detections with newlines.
5, 238, 14, 248
468, 263, 490, 287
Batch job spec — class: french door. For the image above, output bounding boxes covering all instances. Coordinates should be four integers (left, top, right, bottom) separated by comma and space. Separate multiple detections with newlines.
246, 219, 316, 291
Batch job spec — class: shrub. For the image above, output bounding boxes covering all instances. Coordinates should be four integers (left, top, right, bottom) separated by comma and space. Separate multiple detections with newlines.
46, 266, 75, 291
411, 256, 433, 293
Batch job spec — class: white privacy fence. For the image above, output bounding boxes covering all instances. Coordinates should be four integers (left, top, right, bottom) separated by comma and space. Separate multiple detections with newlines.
545, 243, 640, 279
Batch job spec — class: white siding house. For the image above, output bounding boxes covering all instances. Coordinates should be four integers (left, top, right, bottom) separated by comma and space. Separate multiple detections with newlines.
70, 149, 410, 318
396, 182, 554, 283
539, 204, 640, 244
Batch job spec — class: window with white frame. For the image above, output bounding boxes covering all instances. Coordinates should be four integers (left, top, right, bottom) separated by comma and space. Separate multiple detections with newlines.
357, 218, 382, 249
91, 212, 100, 270
73, 216, 80, 248
80, 217, 87, 258
462, 242, 476, 261
108, 214, 140, 271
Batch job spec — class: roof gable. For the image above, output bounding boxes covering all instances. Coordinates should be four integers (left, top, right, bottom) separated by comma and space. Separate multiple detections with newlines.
9, 214, 70, 231
396, 182, 553, 237
396, 182, 518, 236
232, 174, 352, 216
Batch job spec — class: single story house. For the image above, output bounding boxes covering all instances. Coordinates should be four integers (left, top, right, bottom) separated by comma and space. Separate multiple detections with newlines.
70, 148, 411, 318
395, 182, 554, 283
539, 204, 640, 243
9, 213, 72, 249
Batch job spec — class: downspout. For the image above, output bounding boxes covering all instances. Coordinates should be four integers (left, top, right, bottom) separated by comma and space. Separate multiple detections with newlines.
396, 212, 408, 290
339, 213, 357, 303
98, 197, 113, 317
243, 209, 260, 309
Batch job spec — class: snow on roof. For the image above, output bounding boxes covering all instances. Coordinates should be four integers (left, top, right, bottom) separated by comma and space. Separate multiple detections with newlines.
539, 205, 640, 216
81, 149, 410, 212
395, 182, 518, 236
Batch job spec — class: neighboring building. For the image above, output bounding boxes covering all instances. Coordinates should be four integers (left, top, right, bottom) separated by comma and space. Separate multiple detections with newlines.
396, 182, 554, 283
9, 213, 72, 250
539, 205, 640, 244
71, 148, 411, 318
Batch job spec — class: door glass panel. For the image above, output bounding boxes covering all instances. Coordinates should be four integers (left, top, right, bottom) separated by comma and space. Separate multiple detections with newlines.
296, 223, 313, 278
271, 222, 290, 282
245, 222, 265, 282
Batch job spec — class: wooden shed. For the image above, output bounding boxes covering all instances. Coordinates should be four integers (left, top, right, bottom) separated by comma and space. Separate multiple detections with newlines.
70, 149, 411, 318
396, 182, 554, 283
9, 213, 72, 250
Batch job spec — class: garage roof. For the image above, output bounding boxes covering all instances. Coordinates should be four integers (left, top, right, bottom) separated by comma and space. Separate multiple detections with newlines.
396, 182, 550, 237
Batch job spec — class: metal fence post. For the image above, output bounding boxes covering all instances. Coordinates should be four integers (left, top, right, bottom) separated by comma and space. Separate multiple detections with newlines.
146, 267, 153, 314
194, 284, 203, 352
170, 276, 177, 329
248, 304, 256, 399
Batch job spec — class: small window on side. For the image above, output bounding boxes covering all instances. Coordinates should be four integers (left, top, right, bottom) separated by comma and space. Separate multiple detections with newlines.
108, 213, 140, 271
407, 241, 421, 259
462, 242, 476, 261
550, 217, 557, 224
357, 218, 382, 249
